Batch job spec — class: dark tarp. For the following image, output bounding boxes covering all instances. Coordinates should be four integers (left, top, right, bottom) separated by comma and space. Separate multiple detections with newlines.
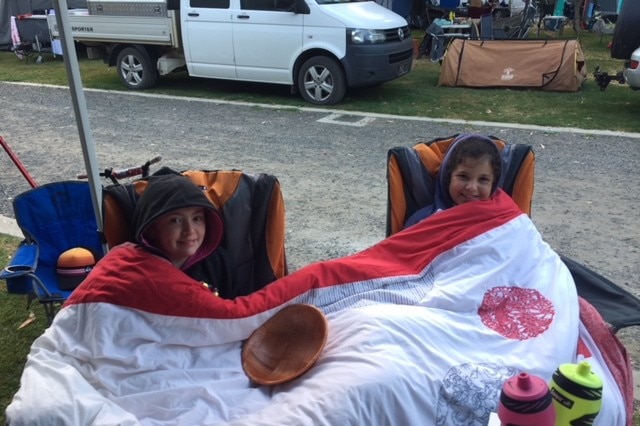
611, 0, 640, 60
561, 255, 640, 333
0, 0, 86, 50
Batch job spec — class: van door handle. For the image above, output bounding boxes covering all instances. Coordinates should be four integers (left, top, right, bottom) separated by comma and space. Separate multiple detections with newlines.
188, 12, 199, 16
237, 14, 250, 19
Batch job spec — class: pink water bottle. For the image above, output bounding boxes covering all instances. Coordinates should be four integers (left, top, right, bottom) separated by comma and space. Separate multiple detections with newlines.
497, 372, 556, 426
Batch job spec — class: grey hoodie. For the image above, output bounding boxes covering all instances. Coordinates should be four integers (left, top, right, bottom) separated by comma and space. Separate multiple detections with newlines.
131, 173, 230, 294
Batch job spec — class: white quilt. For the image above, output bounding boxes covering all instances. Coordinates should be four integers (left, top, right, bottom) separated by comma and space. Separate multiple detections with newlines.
5, 192, 627, 425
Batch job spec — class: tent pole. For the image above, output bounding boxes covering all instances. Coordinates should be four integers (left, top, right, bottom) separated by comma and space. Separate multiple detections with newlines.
51, 0, 107, 255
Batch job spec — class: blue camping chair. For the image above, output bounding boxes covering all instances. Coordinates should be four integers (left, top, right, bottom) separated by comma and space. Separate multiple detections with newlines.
0, 181, 103, 324
438, 0, 460, 12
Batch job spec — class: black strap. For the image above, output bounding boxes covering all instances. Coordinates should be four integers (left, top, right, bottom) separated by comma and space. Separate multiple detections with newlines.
497, 142, 532, 196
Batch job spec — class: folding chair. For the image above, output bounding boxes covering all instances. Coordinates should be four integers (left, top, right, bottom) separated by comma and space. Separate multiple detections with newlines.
490, 2, 536, 39
1, 181, 104, 324
480, 13, 494, 39
103, 168, 288, 298
385, 134, 640, 332
386, 134, 535, 236
11, 14, 53, 63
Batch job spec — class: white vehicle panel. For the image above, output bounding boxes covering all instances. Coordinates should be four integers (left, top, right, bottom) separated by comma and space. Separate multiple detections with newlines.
233, 8, 303, 83
315, 1, 407, 29
182, 1, 236, 79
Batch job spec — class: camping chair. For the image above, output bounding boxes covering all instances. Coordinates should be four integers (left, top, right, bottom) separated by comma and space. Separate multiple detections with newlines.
11, 14, 53, 63
385, 134, 640, 333
0, 181, 104, 324
423, 21, 447, 61
103, 168, 288, 298
490, 2, 536, 39
386, 134, 535, 236
479, 13, 494, 39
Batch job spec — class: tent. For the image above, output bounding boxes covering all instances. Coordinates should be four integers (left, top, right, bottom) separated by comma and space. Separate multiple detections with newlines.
438, 39, 587, 92
0, 0, 86, 50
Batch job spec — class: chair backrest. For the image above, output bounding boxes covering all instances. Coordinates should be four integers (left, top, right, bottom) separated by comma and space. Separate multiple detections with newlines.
439, 0, 460, 11
103, 169, 288, 296
11, 181, 104, 297
480, 13, 493, 40
386, 134, 535, 237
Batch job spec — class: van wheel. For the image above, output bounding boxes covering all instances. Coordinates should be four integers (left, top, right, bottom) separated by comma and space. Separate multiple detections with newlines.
298, 56, 346, 105
116, 47, 158, 90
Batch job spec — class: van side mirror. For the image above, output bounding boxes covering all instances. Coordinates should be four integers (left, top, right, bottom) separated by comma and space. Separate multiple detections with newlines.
291, 0, 310, 14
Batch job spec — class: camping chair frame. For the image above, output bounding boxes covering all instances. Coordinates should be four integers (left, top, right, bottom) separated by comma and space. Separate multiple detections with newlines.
2, 169, 289, 323
11, 14, 54, 63
103, 168, 288, 298
1, 260, 64, 323
0, 181, 103, 324
489, 1, 537, 39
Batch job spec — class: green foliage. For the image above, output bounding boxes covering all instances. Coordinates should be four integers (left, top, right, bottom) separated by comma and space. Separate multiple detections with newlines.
0, 29, 638, 132
0, 235, 47, 422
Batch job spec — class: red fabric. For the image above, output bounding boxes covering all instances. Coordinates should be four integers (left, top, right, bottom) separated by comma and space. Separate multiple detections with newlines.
66, 190, 523, 319
578, 297, 634, 426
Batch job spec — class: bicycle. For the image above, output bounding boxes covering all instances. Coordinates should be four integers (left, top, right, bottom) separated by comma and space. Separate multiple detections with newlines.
77, 156, 162, 185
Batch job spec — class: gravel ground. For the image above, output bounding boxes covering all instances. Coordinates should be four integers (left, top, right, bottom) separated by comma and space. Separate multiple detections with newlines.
1, 82, 638, 401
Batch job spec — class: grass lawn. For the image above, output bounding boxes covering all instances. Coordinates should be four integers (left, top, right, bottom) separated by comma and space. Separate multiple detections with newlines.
0, 235, 49, 422
0, 27, 639, 133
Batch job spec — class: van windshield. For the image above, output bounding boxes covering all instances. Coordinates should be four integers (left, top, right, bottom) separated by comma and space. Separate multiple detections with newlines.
315, 0, 368, 4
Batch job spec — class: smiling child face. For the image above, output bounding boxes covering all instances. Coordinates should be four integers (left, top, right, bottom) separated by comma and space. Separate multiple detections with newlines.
145, 206, 207, 267
448, 157, 495, 206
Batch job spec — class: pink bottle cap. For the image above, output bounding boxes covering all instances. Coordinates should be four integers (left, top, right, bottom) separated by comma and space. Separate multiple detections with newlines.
498, 372, 556, 426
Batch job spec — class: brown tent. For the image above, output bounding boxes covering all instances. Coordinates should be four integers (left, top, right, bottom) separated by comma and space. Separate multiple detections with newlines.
438, 39, 587, 92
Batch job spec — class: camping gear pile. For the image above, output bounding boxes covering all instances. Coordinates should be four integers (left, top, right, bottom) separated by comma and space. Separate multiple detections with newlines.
0, 0, 87, 50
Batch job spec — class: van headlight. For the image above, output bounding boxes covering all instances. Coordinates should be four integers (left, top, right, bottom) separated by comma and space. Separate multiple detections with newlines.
349, 29, 386, 44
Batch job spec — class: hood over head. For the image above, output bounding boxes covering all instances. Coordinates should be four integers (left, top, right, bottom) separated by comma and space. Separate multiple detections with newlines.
434, 134, 502, 211
131, 174, 224, 269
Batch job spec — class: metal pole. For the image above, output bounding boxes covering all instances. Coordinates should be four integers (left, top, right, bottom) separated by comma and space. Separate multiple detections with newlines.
0, 136, 38, 188
51, 0, 107, 254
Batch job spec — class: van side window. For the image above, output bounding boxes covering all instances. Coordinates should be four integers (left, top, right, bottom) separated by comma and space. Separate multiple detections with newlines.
241, 0, 295, 11
191, 0, 230, 8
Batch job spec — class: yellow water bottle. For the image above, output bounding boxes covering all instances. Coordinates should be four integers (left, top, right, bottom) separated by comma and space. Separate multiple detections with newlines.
449, 11, 455, 22
549, 361, 603, 426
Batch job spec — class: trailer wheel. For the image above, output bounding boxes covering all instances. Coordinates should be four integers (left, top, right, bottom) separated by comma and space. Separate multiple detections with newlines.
297, 56, 346, 105
116, 47, 158, 90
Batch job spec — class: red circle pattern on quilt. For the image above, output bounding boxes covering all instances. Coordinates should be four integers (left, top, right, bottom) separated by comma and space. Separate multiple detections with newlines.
479, 286, 555, 340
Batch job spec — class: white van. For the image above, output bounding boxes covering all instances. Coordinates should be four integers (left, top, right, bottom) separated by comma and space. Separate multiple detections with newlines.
48, 0, 414, 105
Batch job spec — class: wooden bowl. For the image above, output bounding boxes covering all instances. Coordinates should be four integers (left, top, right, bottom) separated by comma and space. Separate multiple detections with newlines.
242, 304, 328, 386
